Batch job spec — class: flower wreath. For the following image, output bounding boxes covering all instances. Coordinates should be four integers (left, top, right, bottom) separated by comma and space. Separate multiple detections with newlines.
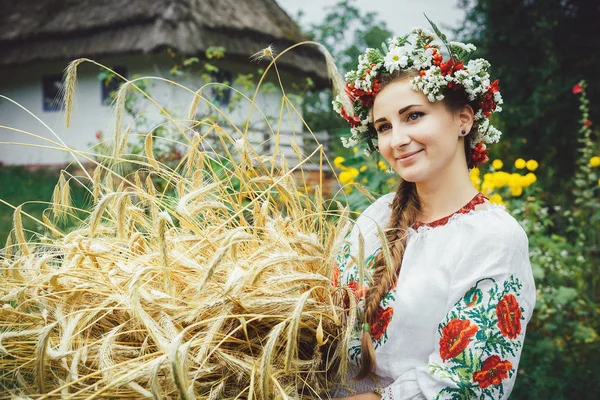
332, 18, 503, 167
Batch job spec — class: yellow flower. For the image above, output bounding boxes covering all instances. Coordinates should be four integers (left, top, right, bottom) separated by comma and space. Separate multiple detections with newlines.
508, 173, 522, 187
590, 156, 600, 167
348, 167, 359, 178
514, 158, 526, 169
511, 186, 523, 197
360, 165, 367, 172
492, 171, 509, 187
489, 194, 504, 205
353, 147, 358, 154
470, 168, 481, 189
344, 186, 354, 194
492, 159, 503, 170
386, 177, 396, 185
339, 170, 353, 184
378, 160, 387, 171
362, 178, 368, 183
526, 159, 539, 171
334, 156, 345, 169
525, 173, 537, 185
481, 181, 494, 195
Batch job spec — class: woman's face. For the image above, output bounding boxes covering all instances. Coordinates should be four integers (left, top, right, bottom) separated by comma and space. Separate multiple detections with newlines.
372, 79, 469, 183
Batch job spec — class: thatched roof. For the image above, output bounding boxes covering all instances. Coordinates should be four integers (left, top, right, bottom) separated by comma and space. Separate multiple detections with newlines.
0, 0, 329, 87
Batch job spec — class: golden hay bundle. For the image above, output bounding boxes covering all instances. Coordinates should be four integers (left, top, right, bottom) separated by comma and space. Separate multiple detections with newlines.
0, 45, 366, 399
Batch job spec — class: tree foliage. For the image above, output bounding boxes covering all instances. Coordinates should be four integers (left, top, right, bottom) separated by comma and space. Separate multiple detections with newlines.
455, 0, 599, 204
297, 0, 391, 146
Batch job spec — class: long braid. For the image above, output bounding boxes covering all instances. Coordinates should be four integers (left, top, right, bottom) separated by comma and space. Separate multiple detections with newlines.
353, 179, 420, 380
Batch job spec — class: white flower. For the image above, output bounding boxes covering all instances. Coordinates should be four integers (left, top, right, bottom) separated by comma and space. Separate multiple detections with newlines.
341, 135, 359, 148
332, 97, 342, 114
412, 54, 431, 70
483, 125, 502, 144
450, 41, 476, 53
384, 47, 409, 73
427, 93, 436, 102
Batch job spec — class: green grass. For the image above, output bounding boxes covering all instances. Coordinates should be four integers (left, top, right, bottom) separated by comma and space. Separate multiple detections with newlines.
0, 166, 90, 245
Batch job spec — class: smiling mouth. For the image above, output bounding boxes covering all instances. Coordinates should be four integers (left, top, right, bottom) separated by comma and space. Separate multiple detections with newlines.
396, 150, 423, 161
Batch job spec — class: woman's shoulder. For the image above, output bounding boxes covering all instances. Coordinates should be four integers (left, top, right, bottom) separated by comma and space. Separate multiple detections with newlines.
347, 192, 395, 243
451, 201, 530, 252
355, 192, 396, 226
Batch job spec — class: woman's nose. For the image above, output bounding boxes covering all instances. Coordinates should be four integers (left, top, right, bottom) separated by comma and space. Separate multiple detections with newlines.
390, 125, 411, 148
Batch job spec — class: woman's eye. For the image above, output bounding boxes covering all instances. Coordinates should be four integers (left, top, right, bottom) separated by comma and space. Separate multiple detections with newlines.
407, 112, 424, 122
376, 123, 392, 133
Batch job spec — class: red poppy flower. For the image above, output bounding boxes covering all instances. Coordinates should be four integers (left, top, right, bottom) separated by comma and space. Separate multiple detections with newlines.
572, 83, 583, 94
439, 319, 478, 361
370, 306, 394, 341
496, 294, 522, 339
472, 355, 513, 388
584, 120, 591, 127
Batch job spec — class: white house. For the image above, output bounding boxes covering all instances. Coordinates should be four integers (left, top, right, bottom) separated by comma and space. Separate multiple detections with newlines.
0, 0, 331, 168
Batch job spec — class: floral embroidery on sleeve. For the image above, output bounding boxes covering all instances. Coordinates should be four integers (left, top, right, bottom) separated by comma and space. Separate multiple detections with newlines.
428, 275, 525, 399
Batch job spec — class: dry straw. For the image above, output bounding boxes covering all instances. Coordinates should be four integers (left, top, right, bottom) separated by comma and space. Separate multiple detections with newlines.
0, 42, 375, 399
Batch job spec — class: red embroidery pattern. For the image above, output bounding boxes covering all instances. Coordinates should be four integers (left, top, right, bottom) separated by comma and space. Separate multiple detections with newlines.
412, 192, 489, 230
439, 319, 479, 361
370, 306, 394, 341
472, 355, 513, 388
496, 294, 523, 339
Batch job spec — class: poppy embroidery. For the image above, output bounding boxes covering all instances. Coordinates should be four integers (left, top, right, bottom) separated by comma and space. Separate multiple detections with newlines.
496, 294, 522, 339
428, 275, 525, 400
472, 355, 513, 389
370, 306, 394, 341
439, 319, 478, 361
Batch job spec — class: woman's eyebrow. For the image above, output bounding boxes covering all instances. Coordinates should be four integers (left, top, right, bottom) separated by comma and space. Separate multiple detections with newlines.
374, 104, 423, 123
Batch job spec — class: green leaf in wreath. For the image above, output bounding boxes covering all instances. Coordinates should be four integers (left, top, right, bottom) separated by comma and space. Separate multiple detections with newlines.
423, 13, 455, 60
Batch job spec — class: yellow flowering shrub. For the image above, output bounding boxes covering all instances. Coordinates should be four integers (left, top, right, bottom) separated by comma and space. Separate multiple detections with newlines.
470, 158, 539, 205
590, 156, 600, 167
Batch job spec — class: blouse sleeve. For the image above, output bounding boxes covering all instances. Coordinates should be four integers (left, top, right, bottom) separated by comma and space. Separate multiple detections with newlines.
377, 219, 537, 400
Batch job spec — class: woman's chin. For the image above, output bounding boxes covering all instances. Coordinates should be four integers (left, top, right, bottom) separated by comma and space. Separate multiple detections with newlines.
396, 169, 424, 183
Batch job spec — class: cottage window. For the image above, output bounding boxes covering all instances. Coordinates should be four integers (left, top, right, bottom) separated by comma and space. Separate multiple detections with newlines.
211, 70, 233, 106
42, 74, 64, 112
101, 67, 127, 105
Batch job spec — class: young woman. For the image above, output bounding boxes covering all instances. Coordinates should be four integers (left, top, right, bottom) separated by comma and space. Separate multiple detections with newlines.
329, 27, 536, 399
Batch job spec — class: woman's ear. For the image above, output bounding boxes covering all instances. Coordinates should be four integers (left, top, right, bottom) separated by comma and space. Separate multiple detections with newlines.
457, 104, 475, 133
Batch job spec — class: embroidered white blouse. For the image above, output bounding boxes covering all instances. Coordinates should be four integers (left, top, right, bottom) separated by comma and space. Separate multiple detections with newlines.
331, 192, 537, 400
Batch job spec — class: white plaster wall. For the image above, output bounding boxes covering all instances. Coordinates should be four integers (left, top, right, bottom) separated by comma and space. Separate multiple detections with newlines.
0, 53, 308, 166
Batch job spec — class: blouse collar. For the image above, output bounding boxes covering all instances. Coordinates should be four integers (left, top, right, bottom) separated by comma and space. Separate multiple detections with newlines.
411, 192, 489, 230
